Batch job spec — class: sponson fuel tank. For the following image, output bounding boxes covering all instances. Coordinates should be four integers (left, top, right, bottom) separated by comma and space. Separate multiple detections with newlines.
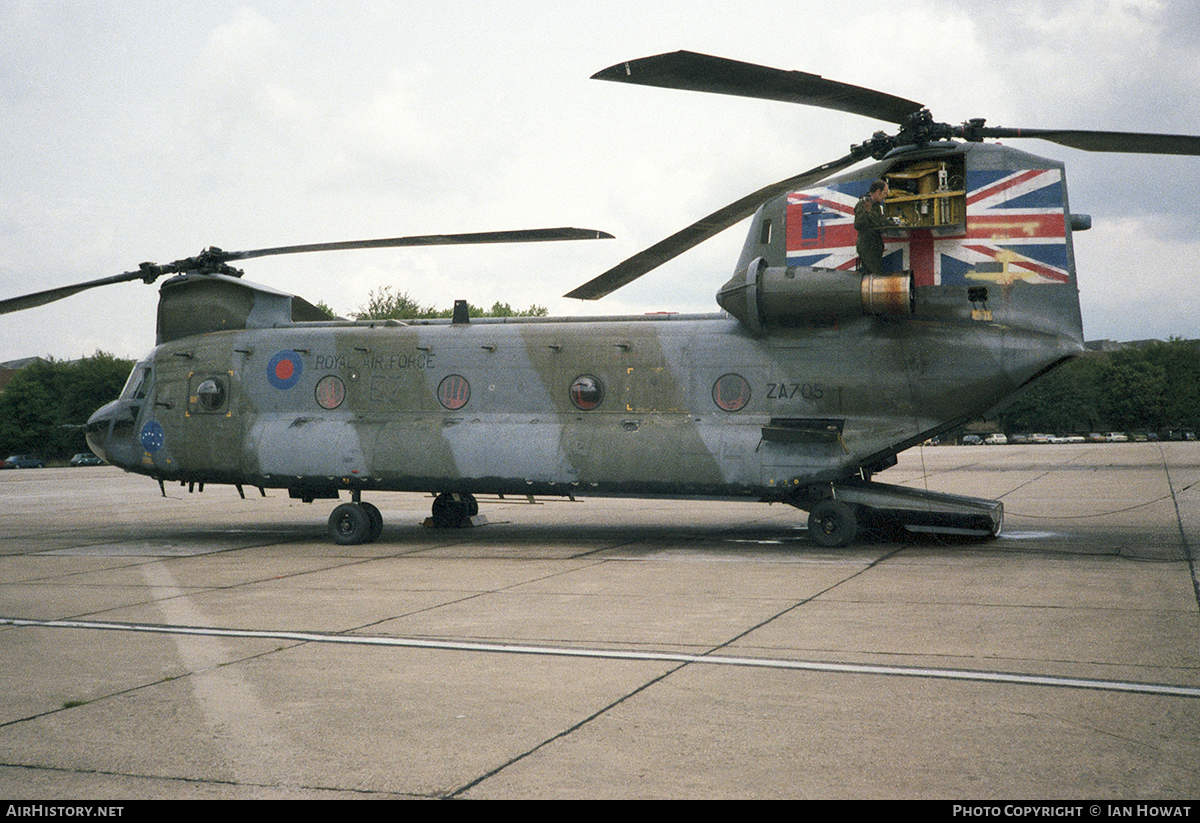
716, 255, 913, 333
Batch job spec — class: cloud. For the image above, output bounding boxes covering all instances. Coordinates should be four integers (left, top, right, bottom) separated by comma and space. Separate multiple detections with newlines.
1, 0, 1197, 363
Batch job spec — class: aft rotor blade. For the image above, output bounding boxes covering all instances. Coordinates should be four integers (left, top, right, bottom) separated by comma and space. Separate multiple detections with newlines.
0, 270, 151, 315
974, 127, 1200, 155
228, 227, 614, 262
593, 51, 924, 125
565, 152, 861, 301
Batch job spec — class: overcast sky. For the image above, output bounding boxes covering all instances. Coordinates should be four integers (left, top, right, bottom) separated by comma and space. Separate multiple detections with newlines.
2, 0, 1198, 362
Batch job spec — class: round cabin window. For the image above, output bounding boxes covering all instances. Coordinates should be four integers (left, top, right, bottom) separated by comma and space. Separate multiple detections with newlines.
570, 375, 604, 410
315, 375, 346, 410
438, 374, 471, 410
712, 373, 751, 412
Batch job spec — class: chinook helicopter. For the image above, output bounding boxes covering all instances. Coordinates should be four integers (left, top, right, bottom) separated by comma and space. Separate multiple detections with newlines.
5, 51, 1200, 547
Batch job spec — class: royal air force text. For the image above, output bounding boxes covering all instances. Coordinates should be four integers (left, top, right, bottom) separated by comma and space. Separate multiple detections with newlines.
315, 353, 436, 372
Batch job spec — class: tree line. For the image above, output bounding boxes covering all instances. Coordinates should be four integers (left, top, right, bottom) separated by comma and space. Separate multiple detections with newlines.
317, 285, 549, 321
0, 352, 133, 460
997, 338, 1200, 435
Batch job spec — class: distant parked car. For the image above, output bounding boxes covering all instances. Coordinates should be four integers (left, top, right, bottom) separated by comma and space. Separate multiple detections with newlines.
984, 433, 1008, 445
1087, 432, 1107, 443
2, 454, 44, 469
961, 434, 983, 445
69, 452, 104, 466
1105, 432, 1129, 442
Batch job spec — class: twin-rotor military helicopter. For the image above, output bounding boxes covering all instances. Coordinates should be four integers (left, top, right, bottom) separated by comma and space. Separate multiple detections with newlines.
5, 51, 1199, 546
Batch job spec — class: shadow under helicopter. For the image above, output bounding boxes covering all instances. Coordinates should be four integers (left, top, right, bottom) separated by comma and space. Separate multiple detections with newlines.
28, 515, 1182, 563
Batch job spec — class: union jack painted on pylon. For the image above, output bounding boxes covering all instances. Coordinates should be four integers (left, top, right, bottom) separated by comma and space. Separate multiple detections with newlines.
787, 167, 1069, 287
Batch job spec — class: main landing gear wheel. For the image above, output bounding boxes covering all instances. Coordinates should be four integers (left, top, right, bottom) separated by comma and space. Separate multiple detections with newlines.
328, 502, 383, 545
430, 492, 478, 528
807, 500, 858, 548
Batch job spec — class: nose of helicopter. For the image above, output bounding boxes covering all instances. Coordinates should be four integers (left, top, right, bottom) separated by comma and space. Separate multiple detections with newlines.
84, 401, 117, 463
85, 399, 138, 468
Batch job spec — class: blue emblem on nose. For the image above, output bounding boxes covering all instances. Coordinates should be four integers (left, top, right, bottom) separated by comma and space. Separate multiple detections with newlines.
140, 420, 165, 453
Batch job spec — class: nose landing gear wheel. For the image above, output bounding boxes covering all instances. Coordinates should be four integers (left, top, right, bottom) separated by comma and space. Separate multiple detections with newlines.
329, 503, 369, 545
328, 501, 384, 545
361, 501, 383, 543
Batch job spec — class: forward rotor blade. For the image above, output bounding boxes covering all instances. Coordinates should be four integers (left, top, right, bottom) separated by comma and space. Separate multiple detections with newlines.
975, 127, 1200, 155
228, 227, 614, 262
565, 152, 861, 301
0, 227, 612, 316
593, 51, 924, 125
0, 270, 150, 315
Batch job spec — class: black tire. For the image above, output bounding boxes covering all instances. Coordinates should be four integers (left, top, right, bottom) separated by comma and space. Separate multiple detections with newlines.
361, 501, 384, 543
431, 492, 476, 527
329, 502, 371, 545
807, 500, 858, 548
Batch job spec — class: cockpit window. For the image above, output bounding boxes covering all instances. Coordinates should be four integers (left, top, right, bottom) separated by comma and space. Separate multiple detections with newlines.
120, 364, 151, 400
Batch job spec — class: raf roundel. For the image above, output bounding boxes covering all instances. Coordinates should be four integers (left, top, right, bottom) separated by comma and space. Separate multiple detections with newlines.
267, 351, 303, 390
